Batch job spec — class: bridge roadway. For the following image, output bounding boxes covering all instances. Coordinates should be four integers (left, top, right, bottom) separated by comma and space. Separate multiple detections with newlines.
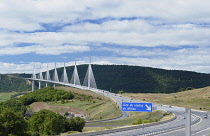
29, 78, 210, 136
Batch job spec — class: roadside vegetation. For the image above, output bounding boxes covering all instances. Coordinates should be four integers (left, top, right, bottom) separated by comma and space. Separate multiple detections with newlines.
0, 87, 85, 135
86, 110, 171, 126
0, 109, 85, 136
122, 86, 210, 111
69, 110, 172, 135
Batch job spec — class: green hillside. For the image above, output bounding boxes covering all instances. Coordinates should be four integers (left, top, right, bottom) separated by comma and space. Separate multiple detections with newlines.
41, 65, 210, 93
0, 74, 31, 92
2, 65, 210, 93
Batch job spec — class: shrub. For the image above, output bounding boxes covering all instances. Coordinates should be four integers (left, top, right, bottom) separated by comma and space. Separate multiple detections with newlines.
143, 120, 150, 123
153, 117, 158, 122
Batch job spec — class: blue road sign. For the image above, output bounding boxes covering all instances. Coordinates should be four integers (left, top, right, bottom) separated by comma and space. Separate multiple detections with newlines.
122, 102, 153, 112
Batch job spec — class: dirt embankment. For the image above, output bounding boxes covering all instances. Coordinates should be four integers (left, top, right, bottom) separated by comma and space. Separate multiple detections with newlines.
30, 102, 85, 114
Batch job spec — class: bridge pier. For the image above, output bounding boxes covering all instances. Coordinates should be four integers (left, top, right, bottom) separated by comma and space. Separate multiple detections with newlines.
32, 80, 34, 92
39, 81, 41, 89
46, 82, 48, 87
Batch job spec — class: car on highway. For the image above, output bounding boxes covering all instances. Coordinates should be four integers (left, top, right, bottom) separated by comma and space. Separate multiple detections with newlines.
203, 114, 208, 119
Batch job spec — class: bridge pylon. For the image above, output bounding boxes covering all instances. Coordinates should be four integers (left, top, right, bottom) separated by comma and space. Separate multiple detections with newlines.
52, 63, 59, 87
70, 61, 81, 86
83, 57, 97, 89
44, 64, 51, 87
38, 65, 43, 89
60, 62, 69, 85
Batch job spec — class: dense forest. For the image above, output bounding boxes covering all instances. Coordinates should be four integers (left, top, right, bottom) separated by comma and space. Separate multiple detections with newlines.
2, 65, 210, 93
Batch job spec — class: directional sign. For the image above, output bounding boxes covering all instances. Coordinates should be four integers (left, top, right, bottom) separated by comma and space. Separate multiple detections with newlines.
122, 102, 153, 112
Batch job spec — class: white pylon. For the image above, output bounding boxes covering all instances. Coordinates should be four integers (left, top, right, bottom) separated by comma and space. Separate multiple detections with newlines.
88, 57, 91, 88
45, 64, 51, 87
83, 57, 97, 89
39, 65, 43, 80
38, 65, 43, 89
32, 66, 37, 79
70, 61, 81, 86
31, 65, 36, 92
52, 63, 59, 87
60, 62, 69, 84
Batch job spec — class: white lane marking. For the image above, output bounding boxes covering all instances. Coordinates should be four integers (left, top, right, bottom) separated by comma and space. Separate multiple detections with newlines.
192, 124, 210, 135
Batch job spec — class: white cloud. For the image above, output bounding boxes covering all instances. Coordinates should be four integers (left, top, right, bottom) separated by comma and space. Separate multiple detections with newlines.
0, 45, 90, 55
62, 20, 154, 33
0, 61, 86, 74
1, 0, 210, 74
0, 0, 210, 31
92, 56, 210, 74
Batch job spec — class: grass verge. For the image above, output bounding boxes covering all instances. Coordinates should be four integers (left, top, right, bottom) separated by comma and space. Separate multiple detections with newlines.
86, 110, 169, 126
122, 86, 210, 111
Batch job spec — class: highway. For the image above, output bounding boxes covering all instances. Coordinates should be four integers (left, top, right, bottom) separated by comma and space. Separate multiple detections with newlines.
71, 88, 210, 136
28, 79, 210, 136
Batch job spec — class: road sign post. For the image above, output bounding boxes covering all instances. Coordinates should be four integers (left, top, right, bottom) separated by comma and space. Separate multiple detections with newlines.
122, 102, 153, 112
185, 108, 191, 136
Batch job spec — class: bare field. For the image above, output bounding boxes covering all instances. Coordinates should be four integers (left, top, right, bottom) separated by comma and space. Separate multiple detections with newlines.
122, 86, 210, 110
30, 102, 85, 114
56, 86, 108, 99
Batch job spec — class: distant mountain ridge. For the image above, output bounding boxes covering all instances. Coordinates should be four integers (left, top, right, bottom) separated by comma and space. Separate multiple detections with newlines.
1, 65, 210, 93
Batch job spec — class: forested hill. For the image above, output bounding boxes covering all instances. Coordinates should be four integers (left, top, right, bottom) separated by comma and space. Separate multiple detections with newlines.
87, 65, 210, 93
2, 65, 210, 93
45, 65, 210, 93
0, 74, 31, 92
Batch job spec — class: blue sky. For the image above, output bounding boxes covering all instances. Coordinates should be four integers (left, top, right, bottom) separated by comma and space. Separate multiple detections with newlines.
1, 0, 210, 74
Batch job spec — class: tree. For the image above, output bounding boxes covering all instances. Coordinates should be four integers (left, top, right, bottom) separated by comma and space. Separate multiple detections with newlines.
118, 90, 124, 94
0, 109, 27, 136
68, 117, 86, 132
28, 109, 68, 135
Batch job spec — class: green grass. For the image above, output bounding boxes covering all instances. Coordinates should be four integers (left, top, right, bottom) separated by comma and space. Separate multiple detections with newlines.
0, 92, 18, 102
49, 87, 122, 121
87, 110, 166, 126
62, 127, 117, 135
122, 86, 210, 111
62, 111, 172, 135
54, 98, 121, 121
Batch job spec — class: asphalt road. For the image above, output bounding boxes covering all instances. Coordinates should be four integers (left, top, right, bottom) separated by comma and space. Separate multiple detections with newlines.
84, 88, 210, 136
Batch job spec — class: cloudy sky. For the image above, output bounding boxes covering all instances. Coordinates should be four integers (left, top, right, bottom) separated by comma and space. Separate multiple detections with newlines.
1, 0, 210, 74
